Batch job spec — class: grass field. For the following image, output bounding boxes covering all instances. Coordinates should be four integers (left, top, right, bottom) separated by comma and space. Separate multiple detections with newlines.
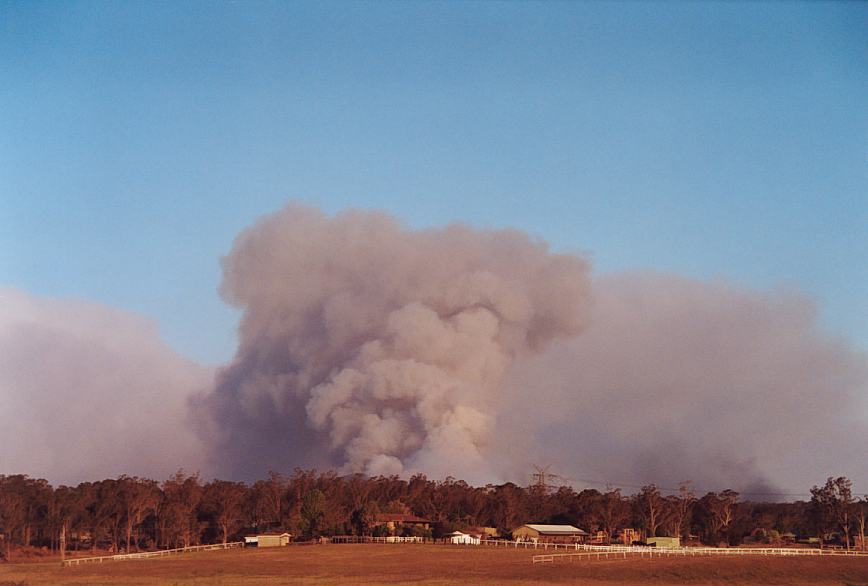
1, 544, 867, 585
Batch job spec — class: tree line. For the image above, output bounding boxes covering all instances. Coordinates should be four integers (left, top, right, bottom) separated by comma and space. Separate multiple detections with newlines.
0, 470, 864, 559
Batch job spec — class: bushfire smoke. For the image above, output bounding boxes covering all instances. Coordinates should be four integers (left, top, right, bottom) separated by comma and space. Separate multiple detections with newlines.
502, 273, 868, 493
6, 203, 866, 492
195, 204, 592, 482
196, 204, 867, 491
0, 288, 212, 484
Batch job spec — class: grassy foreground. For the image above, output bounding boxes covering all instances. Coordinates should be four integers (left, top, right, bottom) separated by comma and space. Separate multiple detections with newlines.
0, 544, 866, 585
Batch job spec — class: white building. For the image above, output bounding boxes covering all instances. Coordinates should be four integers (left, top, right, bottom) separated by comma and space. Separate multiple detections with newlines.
244, 532, 292, 547
446, 531, 481, 545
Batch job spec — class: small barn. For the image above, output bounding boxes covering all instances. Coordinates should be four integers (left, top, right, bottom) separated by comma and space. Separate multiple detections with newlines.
512, 524, 589, 543
646, 536, 680, 548
446, 531, 481, 545
245, 532, 292, 547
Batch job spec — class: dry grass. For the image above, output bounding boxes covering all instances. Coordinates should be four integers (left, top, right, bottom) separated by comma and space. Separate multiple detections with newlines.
1, 544, 866, 585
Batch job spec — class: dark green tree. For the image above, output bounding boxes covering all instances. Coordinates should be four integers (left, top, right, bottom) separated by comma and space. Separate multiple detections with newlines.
300, 489, 326, 536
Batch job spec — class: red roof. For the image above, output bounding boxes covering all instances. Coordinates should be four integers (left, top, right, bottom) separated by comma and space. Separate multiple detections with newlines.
374, 513, 430, 524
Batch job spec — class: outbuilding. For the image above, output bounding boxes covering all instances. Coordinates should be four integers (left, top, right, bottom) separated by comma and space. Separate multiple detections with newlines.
512, 524, 589, 543
246, 532, 292, 547
446, 531, 481, 545
646, 536, 680, 548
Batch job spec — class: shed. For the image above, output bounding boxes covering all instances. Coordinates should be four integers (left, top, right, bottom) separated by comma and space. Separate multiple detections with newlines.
512, 524, 589, 543
446, 531, 481, 545
248, 532, 292, 547
646, 536, 680, 548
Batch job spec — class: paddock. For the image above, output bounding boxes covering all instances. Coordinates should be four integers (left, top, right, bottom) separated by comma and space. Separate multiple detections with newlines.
1, 542, 864, 585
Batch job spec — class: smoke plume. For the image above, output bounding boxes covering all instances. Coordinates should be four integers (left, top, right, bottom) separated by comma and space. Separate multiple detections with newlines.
195, 204, 591, 482
4, 203, 865, 493
502, 272, 868, 493
0, 288, 211, 484
197, 204, 867, 492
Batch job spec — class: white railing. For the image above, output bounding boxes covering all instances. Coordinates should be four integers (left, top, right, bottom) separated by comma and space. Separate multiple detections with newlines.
529, 544, 868, 564
62, 541, 244, 566
331, 535, 432, 544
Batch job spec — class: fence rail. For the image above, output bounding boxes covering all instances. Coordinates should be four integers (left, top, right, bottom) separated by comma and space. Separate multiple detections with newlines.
481, 539, 867, 555
61, 536, 867, 567
329, 536, 868, 558
331, 535, 433, 544
529, 544, 868, 564
62, 541, 244, 566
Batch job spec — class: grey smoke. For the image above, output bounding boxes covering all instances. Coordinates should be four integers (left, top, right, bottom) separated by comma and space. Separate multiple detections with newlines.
195, 204, 591, 483
4, 203, 865, 493
0, 288, 212, 484
197, 204, 867, 492
501, 272, 868, 493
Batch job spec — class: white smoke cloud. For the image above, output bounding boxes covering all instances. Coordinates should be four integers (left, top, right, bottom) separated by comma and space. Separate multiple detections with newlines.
0, 288, 211, 484
196, 203, 591, 482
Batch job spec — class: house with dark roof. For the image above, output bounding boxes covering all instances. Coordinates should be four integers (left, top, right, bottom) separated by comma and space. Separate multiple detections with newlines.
373, 513, 431, 534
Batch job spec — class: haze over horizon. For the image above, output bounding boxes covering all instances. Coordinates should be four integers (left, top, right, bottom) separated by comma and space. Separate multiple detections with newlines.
1, 2, 866, 496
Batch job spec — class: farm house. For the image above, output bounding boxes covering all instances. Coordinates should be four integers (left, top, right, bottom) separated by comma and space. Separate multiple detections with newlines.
372, 513, 431, 534
512, 524, 589, 543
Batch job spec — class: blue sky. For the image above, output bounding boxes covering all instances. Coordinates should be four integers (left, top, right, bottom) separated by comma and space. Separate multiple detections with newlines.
2, 1, 866, 365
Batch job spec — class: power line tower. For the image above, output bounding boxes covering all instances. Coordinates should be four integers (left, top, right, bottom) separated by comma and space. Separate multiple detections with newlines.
531, 464, 567, 494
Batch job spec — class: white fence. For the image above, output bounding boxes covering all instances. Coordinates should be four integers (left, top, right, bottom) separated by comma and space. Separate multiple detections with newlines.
62, 541, 244, 566
528, 544, 868, 564
331, 535, 432, 544
326, 536, 868, 560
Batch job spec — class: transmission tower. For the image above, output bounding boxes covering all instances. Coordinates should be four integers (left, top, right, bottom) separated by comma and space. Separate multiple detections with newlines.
531, 464, 567, 493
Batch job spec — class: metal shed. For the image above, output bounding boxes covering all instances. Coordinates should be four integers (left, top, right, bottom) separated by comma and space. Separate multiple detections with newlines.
247, 532, 292, 547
